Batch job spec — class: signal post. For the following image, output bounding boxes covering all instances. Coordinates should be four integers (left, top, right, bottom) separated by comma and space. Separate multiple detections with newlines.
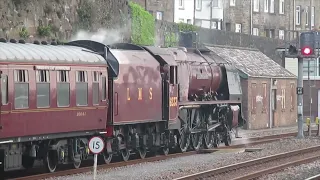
285, 31, 319, 139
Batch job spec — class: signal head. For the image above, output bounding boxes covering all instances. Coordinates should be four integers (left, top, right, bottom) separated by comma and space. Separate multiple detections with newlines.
301, 46, 312, 56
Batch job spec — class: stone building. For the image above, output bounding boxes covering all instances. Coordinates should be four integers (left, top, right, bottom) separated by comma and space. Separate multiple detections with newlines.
223, 0, 292, 39
132, 0, 174, 22
223, 0, 320, 40
294, 0, 320, 31
207, 45, 297, 130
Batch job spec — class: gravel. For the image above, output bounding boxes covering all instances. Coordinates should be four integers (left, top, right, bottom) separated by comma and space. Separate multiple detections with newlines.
260, 160, 320, 180
46, 136, 320, 180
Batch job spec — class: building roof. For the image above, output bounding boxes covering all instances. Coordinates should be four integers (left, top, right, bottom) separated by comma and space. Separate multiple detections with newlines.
0, 42, 106, 64
206, 45, 296, 78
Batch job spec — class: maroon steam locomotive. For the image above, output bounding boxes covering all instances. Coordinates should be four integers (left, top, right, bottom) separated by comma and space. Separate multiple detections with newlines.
0, 39, 243, 173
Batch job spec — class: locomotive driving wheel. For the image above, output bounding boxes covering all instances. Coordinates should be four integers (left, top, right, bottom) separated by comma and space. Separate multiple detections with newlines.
179, 124, 190, 153
138, 147, 147, 159
203, 131, 214, 149
191, 110, 203, 151
102, 151, 113, 164
224, 129, 232, 146
178, 109, 191, 153
121, 149, 130, 161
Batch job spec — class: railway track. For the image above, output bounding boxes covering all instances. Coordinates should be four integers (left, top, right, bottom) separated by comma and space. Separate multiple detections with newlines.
174, 145, 320, 180
6, 131, 316, 180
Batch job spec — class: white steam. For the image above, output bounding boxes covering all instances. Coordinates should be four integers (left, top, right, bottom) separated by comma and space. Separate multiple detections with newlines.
71, 28, 125, 45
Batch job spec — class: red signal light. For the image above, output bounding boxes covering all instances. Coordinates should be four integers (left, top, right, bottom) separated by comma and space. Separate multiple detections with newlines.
301, 46, 313, 56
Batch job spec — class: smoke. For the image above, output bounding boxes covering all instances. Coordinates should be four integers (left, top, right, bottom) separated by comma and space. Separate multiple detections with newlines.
71, 28, 126, 45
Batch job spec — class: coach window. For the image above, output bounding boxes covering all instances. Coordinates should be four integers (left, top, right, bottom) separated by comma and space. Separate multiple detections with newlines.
14, 70, 29, 109
1, 75, 8, 105
76, 71, 88, 106
36, 70, 50, 108
92, 71, 100, 105
57, 70, 70, 107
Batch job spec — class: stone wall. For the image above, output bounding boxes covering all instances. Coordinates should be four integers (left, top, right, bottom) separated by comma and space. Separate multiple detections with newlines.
156, 21, 286, 65
0, 0, 130, 41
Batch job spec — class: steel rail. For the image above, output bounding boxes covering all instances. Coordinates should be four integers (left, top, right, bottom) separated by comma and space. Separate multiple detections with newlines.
233, 155, 320, 180
173, 145, 320, 180
7, 131, 316, 180
305, 174, 320, 180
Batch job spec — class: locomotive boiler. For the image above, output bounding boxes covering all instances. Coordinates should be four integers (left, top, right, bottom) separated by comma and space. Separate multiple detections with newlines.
0, 39, 243, 174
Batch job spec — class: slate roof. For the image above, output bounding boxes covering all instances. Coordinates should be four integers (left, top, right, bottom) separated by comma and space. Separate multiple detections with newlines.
206, 45, 296, 78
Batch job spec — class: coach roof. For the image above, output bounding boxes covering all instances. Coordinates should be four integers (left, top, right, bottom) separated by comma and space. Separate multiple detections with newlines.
0, 42, 106, 64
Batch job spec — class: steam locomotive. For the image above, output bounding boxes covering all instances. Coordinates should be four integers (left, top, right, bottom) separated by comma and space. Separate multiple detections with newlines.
0, 39, 243, 173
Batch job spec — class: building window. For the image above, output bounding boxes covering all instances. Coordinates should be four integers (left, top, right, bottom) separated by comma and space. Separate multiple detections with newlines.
311, 6, 315, 27
253, 28, 259, 36
296, 6, 301, 25
212, 0, 219, 8
195, 19, 202, 27
179, 0, 184, 8
306, 6, 309, 26
253, 0, 259, 12
279, 0, 284, 14
1, 75, 8, 105
279, 30, 285, 40
264, 0, 268, 12
76, 71, 88, 106
148, 10, 153, 15
281, 88, 286, 110
57, 70, 70, 107
235, 23, 242, 33
196, 0, 202, 10
265, 29, 275, 38
93, 71, 100, 105
36, 70, 50, 108
303, 58, 320, 78
187, 19, 192, 24
230, 0, 235, 6
101, 76, 107, 101
251, 83, 257, 114
211, 22, 217, 29
262, 83, 267, 112
226, 23, 231, 31
270, 0, 274, 13
156, 11, 163, 20
14, 70, 29, 109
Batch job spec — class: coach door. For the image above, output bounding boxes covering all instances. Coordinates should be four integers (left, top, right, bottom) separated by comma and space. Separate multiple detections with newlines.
0, 67, 9, 133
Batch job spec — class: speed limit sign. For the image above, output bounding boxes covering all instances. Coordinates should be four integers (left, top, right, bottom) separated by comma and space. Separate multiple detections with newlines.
89, 136, 105, 154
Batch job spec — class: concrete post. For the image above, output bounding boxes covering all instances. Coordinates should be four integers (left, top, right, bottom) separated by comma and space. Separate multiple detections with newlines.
316, 117, 320, 136
297, 57, 305, 139
306, 117, 311, 136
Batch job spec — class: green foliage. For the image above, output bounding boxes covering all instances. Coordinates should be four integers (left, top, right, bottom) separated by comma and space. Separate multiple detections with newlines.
164, 32, 178, 47
77, 1, 93, 30
177, 22, 198, 32
129, 2, 155, 46
37, 25, 51, 37
19, 27, 29, 39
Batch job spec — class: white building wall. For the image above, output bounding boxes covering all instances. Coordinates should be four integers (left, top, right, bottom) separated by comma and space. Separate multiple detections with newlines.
174, 0, 195, 24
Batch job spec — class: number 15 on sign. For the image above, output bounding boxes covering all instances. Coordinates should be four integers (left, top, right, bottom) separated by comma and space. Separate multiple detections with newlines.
89, 137, 105, 180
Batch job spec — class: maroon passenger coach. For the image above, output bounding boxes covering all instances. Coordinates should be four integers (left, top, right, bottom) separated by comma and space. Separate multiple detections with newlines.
0, 39, 243, 173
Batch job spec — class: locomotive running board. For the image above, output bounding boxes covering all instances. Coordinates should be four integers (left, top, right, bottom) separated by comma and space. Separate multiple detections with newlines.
179, 100, 241, 106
